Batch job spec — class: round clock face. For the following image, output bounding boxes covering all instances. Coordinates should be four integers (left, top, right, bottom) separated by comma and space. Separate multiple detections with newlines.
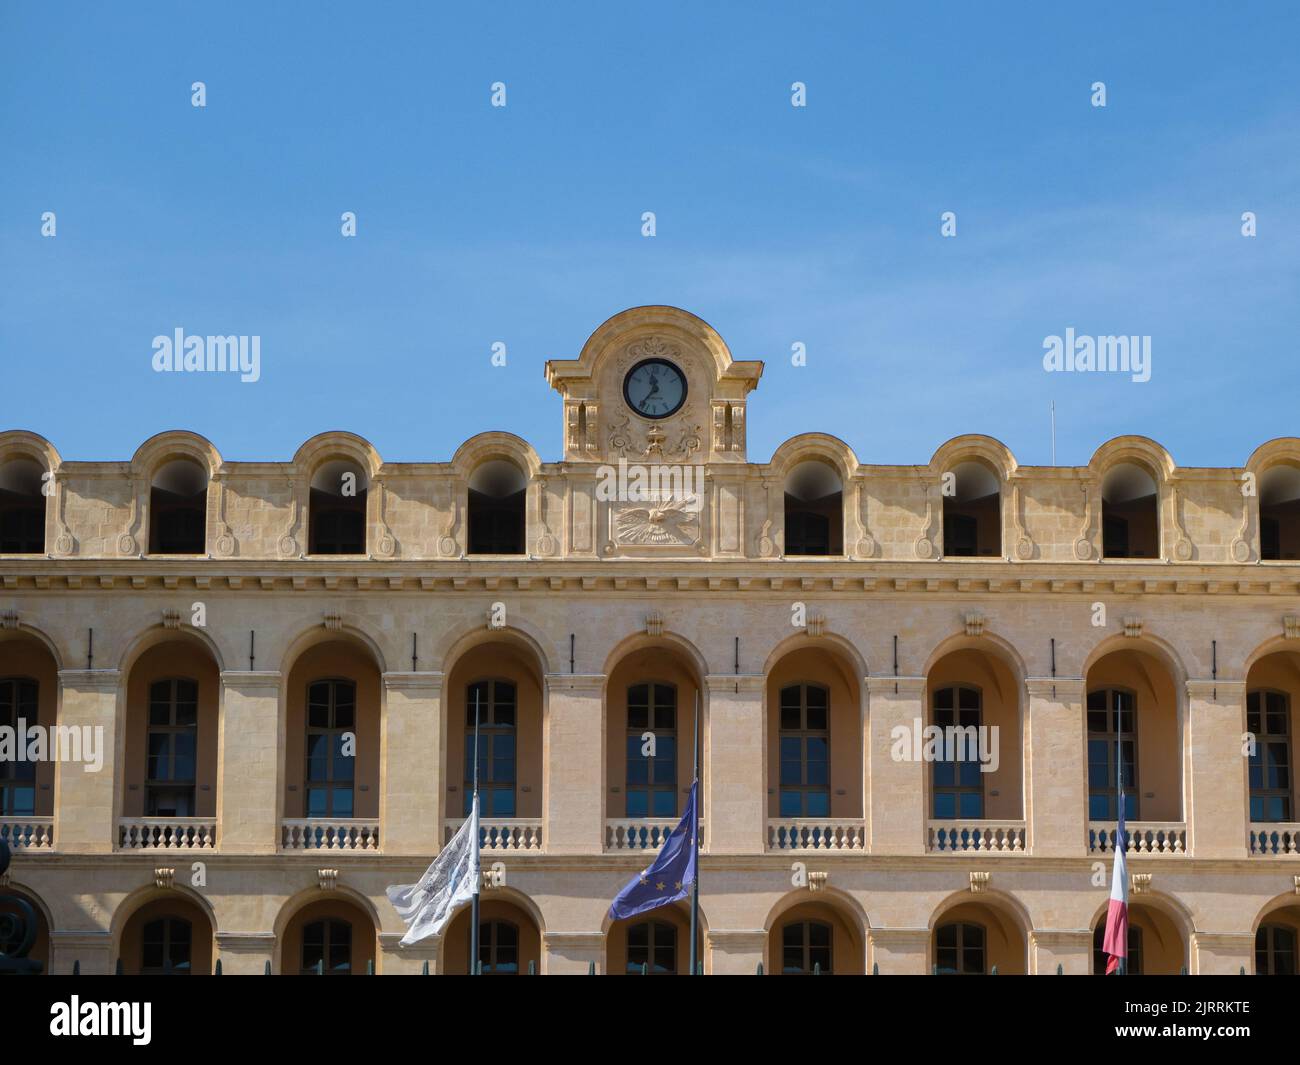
623, 358, 687, 419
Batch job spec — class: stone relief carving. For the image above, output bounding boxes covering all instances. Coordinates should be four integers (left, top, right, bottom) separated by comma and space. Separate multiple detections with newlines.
613, 497, 700, 546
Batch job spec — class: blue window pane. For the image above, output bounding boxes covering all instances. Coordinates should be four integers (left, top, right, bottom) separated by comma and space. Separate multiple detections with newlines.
332, 788, 353, 817
493, 788, 515, 817
932, 761, 954, 786
805, 790, 830, 817
958, 792, 984, 819
1089, 793, 1110, 820
625, 790, 648, 818
306, 788, 328, 817
805, 760, 828, 786
652, 757, 675, 785
307, 735, 328, 780
958, 760, 982, 787
1250, 795, 1264, 821
652, 790, 676, 817
781, 761, 802, 786
779, 737, 801, 760
333, 740, 355, 781
10, 785, 35, 816
933, 793, 955, 819
779, 791, 802, 817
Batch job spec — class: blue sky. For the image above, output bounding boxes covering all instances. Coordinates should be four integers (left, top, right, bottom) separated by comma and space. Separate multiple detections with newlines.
1, 1, 1297, 468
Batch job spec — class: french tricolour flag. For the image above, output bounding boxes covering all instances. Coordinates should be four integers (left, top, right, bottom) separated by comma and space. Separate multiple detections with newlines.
1102, 801, 1128, 974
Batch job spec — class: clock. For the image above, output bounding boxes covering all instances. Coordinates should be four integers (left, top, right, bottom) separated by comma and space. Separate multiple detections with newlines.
623, 358, 687, 419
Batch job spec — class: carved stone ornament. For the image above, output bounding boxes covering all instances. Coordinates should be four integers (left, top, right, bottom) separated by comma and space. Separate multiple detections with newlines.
613, 498, 700, 546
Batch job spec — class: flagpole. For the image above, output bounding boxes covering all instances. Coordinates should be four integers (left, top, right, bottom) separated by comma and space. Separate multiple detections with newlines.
1116, 703, 1125, 977
690, 690, 699, 976
471, 687, 481, 975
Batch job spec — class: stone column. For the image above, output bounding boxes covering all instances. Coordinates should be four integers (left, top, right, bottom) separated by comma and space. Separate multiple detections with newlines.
703, 674, 765, 854
214, 931, 276, 975
381, 672, 444, 856
54, 669, 121, 853
1191, 930, 1255, 974
1030, 929, 1092, 974
866, 676, 926, 855
707, 929, 766, 974
1025, 677, 1087, 857
543, 674, 605, 854
217, 671, 282, 854
543, 930, 605, 974
867, 927, 929, 974
378, 930, 438, 975
1186, 680, 1248, 859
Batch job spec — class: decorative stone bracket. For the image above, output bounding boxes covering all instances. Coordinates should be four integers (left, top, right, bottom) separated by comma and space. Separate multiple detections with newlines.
1285, 615, 1300, 641
318, 868, 339, 891
805, 610, 826, 638
154, 867, 175, 889
323, 612, 342, 632
964, 612, 985, 637
1131, 873, 1152, 895
807, 871, 828, 893
1122, 616, 1143, 638
969, 871, 990, 893
162, 609, 182, 630
646, 610, 664, 637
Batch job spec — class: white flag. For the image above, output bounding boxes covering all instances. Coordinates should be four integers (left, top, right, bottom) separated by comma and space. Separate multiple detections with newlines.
386, 794, 480, 946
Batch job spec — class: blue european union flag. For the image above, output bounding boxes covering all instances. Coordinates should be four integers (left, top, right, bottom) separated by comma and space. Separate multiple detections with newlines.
608, 781, 698, 921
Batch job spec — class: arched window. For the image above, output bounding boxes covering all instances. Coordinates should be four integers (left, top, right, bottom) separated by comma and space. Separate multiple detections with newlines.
149, 458, 207, 554
141, 917, 192, 975
301, 918, 351, 974
1256, 924, 1296, 976
931, 685, 983, 819
1093, 922, 1143, 975
783, 461, 842, 556
477, 919, 519, 974
146, 679, 198, 817
778, 684, 829, 817
782, 920, 832, 974
626, 683, 676, 818
627, 920, 677, 974
306, 680, 356, 818
309, 460, 367, 555
0, 678, 37, 817
1101, 463, 1159, 559
466, 680, 516, 817
0, 458, 46, 554
1247, 690, 1292, 822
1259, 465, 1300, 560
942, 461, 1001, 557
1087, 689, 1138, 820
935, 922, 985, 975
468, 461, 526, 555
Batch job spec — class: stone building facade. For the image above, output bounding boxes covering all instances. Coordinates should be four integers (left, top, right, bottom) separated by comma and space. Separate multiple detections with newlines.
1, 305, 1299, 975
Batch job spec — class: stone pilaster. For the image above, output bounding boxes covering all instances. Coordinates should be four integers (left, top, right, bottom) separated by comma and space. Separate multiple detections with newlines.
1186, 680, 1248, 858
543, 674, 605, 854
543, 930, 604, 974
1025, 677, 1087, 857
703, 674, 765, 854
381, 672, 444, 856
217, 671, 283, 854
707, 929, 766, 974
215, 931, 276, 975
378, 930, 439, 974
866, 676, 926, 855
54, 669, 121, 853
1191, 930, 1255, 974
50, 930, 113, 975
1030, 928, 1092, 974
867, 927, 929, 974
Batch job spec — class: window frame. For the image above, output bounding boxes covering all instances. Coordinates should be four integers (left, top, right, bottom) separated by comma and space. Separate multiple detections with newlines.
777, 683, 831, 818
1247, 689, 1293, 823
465, 678, 518, 817
930, 683, 985, 820
304, 678, 357, 819
1087, 687, 1139, 821
0, 676, 38, 817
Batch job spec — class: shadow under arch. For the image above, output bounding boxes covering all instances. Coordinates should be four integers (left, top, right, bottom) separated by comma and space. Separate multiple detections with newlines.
117, 622, 228, 676
278, 621, 389, 677
1082, 630, 1189, 688
762, 629, 868, 684
438, 622, 553, 685
110, 882, 219, 974
272, 884, 382, 974
922, 629, 1027, 686
601, 628, 711, 686
442, 885, 546, 974
929, 886, 1032, 974
602, 897, 711, 974
1087, 889, 1191, 974
0, 622, 66, 672
762, 886, 868, 974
